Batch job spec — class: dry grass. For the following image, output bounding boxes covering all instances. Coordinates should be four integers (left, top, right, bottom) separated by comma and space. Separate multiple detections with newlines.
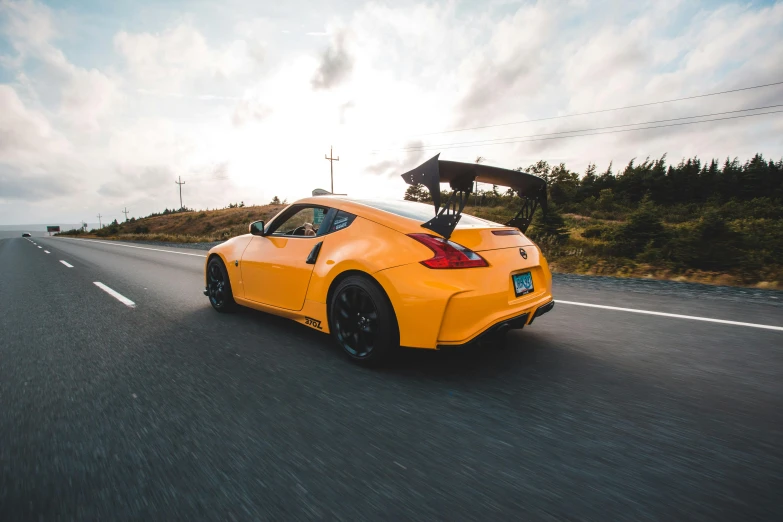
60, 204, 286, 243
128, 205, 285, 239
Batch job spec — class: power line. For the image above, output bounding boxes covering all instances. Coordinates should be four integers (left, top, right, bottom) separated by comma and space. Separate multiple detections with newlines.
374, 109, 783, 154
379, 104, 783, 153
413, 80, 783, 137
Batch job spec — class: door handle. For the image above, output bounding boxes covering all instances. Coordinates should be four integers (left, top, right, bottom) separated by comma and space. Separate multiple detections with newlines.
306, 241, 323, 264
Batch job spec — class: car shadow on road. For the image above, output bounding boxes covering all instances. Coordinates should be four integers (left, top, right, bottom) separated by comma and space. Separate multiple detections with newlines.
228, 304, 573, 383
176, 303, 781, 429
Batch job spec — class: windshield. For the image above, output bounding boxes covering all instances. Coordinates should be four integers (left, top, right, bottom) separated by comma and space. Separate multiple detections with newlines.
353, 199, 501, 227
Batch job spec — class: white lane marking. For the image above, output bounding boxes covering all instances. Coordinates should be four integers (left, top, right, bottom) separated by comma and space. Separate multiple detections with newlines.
44, 250, 50, 254
57, 237, 207, 257
59, 260, 74, 268
93, 282, 136, 308
37, 246, 42, 249
558, 300, 783, 332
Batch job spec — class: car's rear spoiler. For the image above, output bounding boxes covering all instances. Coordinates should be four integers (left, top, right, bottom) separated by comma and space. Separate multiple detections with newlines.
401, 153, 547, 239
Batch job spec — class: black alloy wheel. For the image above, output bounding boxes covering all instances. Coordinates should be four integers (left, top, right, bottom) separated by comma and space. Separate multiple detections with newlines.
330, 275, 398, 365
207, 257, 236, 312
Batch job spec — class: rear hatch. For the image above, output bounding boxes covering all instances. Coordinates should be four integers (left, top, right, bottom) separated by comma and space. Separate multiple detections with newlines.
449, 226, 548, 303
449, 226, 536, 252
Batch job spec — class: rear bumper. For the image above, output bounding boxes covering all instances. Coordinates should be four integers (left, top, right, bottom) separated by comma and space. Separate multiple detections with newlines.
375, 252, 554, 349
436, 299, 555, 349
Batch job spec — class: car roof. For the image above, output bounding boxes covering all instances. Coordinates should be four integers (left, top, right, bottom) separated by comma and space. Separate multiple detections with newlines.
290, 196, 504, 234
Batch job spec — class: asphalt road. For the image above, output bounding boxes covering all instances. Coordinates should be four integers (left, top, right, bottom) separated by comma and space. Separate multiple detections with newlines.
1, 233, 782, 521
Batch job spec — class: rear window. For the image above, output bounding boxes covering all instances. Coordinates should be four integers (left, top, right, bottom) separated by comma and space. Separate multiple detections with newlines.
353, 199, 499, 227
329, 210, 356, 232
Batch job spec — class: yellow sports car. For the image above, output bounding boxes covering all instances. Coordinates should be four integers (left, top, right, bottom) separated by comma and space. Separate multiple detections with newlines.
204, 154, 554, 364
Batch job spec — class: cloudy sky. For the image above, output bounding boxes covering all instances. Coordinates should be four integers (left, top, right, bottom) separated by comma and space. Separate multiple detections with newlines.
1, 0, 782, 225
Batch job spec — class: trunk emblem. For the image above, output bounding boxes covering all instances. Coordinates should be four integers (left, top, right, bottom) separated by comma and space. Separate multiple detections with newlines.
519, 248, 527, 259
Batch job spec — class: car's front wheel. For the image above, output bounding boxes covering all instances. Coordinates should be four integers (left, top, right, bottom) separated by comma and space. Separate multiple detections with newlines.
329, 275, 399, 365
207, 257, 237, 313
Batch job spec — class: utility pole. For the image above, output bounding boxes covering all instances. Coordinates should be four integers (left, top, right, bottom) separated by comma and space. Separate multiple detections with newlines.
475, 156, 485, 207
324, 146, 339, 194
122, 207, 129, 222
97, 213, 103, 228
175, 175, 186, 209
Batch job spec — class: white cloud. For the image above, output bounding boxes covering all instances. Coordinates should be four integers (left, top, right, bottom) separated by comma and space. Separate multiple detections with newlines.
114, 22, 264, 96
1, 0, 121, 131
0, 84, 78, 201
0, 84, 57, 154
311, 29, 353, 90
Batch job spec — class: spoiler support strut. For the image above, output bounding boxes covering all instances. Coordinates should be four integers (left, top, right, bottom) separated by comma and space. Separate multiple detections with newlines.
421, 186, 472, 239
506, 194, 540, 233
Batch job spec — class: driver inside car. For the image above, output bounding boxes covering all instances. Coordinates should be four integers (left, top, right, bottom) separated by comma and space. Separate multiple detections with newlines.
304, 223, 316, 236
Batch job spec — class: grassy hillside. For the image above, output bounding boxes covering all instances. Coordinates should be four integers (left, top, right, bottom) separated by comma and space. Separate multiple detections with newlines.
57, 204, 286, 243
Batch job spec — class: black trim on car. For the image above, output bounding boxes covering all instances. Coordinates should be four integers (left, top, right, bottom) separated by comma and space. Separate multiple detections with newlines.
436, 311, 530, 350
527, 300, 555, 325
306, 241, 323, 264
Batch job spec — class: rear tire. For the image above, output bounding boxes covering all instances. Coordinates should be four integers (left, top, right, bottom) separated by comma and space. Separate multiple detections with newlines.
207, 257, 237, 313
329, 275, 399, 366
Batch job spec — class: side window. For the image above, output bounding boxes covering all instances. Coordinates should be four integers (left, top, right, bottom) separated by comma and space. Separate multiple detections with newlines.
270, 206, 329, 237
329, 211, 356, 233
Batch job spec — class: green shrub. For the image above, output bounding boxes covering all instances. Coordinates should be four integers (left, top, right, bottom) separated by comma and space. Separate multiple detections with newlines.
609, 198, 668, 258
528, 205, 569, 245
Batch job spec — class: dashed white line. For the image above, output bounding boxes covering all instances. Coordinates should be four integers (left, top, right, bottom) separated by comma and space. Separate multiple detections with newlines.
37, 246, 42, 249
57, 237, 207, 257
93, 282, 136, 308
44, 250, 50, 254
558, 300, 783, 332
59, 260, 74, 268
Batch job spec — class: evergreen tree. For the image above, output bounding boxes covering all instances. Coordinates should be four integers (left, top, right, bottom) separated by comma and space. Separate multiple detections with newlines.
528, 205, 569, 245
610, 196, 667, 258
404, 183, 427, 201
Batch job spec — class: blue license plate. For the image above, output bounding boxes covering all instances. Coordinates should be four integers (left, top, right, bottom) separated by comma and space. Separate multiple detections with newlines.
512, 271, 534, 297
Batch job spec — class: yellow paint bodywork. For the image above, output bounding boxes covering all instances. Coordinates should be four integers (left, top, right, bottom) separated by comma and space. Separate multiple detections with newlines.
206, 197, 554, 349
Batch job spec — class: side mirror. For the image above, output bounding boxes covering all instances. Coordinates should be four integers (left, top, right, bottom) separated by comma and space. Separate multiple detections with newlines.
249, 220, 265, 236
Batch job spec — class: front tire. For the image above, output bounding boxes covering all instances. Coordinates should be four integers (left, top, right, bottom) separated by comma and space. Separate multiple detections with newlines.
329, 275, 399, 365
207, 257, 237, 313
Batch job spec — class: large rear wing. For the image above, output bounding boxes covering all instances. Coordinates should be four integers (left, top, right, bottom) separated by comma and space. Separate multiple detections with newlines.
401, 154, 547, 239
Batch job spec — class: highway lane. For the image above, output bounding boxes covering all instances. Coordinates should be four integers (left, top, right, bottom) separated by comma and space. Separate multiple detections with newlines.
1, 234, 782, 521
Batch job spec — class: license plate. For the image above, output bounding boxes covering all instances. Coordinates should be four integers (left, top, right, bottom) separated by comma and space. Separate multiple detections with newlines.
512, 271, 534, 297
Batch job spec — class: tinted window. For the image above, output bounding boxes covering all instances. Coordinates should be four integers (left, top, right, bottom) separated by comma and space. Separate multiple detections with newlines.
329, 210, 356, 233
353, 199, 499, 226
269, 206, 329, 236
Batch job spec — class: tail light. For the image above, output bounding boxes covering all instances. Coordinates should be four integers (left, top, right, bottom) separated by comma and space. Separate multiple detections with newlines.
407, 233, 489, 269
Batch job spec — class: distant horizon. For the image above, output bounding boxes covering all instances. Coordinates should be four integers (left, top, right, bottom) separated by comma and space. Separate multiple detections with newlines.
0, 223, 98, 231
